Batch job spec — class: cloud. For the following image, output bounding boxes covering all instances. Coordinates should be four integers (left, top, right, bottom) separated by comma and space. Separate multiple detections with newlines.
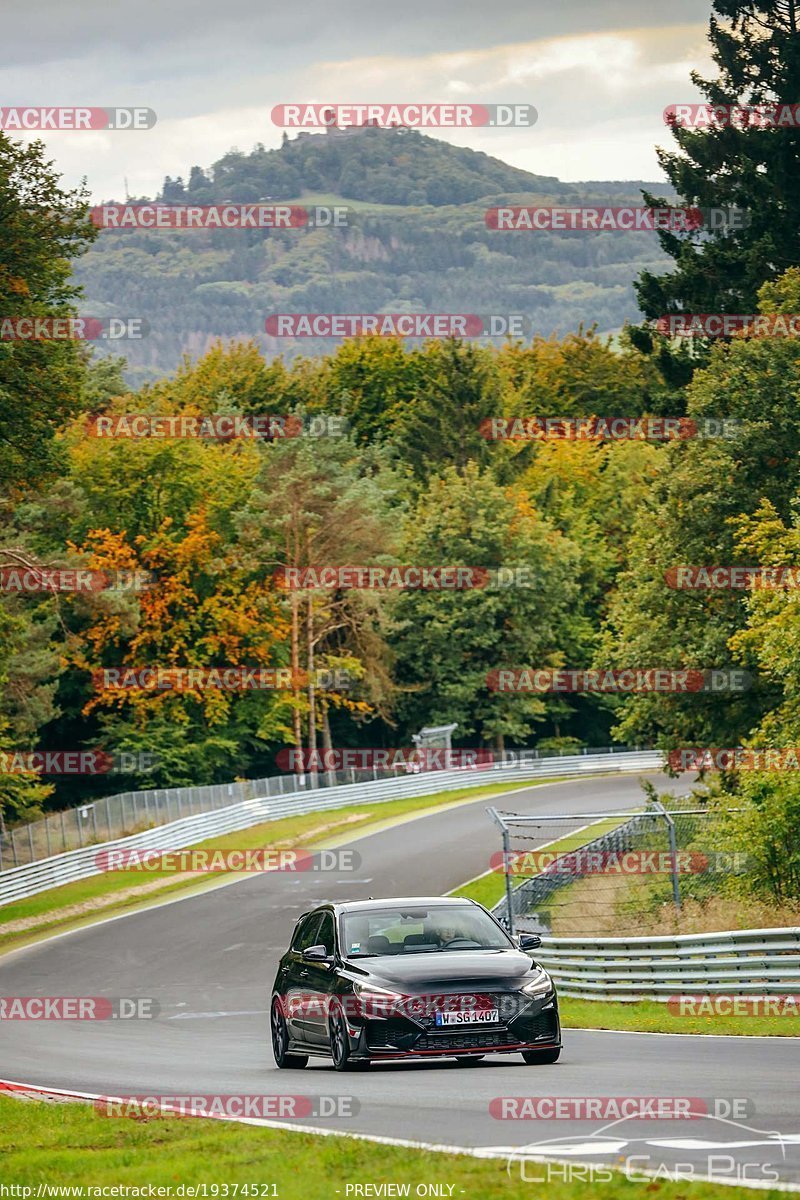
1, 9, 714, 197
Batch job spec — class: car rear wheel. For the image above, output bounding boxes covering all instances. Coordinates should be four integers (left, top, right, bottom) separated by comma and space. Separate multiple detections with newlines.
522, 1047, 561, 1064
454, 1055, 485, 1066
271, 1000, 308, 1069
329, 1003, 369, 1071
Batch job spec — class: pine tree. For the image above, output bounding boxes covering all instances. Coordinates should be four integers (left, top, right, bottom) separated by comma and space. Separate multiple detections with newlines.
636, 0, 800, 321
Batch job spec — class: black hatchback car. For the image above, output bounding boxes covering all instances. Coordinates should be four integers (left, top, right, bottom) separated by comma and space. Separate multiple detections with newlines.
270, 896, 561, 1070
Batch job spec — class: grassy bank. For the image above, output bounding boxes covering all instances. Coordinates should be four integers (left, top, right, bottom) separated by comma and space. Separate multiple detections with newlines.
0, 1094, 783, 1198
559, 996, 800, 1037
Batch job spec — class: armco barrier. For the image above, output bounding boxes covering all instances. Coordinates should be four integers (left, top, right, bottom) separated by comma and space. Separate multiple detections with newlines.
0, 750, 661, 909
531, 927, 800, 1001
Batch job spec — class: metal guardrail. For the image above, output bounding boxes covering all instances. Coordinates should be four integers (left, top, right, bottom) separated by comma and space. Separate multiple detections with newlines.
0, 744, 652, 870
0, 750, 661, 909
531, 927, 800, 1001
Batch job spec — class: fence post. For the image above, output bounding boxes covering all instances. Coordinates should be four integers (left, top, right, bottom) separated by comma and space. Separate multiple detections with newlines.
45, 815, 51, 858
76, 806, 84, 848
28, 822, 35, 862
653, 801, 681, 910
106, 795, 112, 839
60, 808, 67, 851
486, 807, 516, 937
91, 805, 99, 842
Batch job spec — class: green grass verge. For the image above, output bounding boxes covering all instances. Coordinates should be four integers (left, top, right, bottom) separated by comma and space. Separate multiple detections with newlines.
0, 778, 553, 956
0, 1095, 781, 1198
559, 996, 800, 1037
450, 816, 628, 909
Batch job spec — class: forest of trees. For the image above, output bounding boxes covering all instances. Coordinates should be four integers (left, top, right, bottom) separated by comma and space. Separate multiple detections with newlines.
3, 0, 800, 909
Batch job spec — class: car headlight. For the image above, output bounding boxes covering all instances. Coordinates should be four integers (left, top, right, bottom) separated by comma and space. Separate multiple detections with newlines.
352, 980, 405, 999
351, 980, 407, 1016
521, 972, 553, 997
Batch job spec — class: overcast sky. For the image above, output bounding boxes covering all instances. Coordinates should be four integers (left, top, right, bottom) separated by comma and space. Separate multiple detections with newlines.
2, 0, 715, 200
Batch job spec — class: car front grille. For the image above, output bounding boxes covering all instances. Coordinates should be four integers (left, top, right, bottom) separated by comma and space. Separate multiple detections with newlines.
364, 993, 559, 1053
409, 1028, 521, 1051
399, 991, 524, 1030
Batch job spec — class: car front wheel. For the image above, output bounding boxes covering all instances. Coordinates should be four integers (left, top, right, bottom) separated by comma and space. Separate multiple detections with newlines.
329, 1002, 369, 1071
522, 1047, 561, 1064
271, 999, 308, 1069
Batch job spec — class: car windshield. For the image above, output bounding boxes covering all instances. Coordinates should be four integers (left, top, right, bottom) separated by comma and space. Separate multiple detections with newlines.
341, 905, 513, 957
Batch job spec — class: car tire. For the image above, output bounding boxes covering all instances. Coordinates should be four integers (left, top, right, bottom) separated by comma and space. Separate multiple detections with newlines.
454, 1056, 485, 1065
521, 1047, 561, 1064
329, 1002, 368, 1071
271, 1000, 308, 1069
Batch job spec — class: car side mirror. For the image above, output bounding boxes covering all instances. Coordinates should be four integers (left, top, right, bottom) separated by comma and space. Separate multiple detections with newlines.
519, 934, 542, 951
303, 944, 332, 963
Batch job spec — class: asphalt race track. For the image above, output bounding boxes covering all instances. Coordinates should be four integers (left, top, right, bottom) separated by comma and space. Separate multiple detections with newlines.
1, 772, 799, 1187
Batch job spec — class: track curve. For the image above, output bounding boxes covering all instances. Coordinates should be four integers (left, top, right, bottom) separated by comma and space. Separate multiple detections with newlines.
1, 773, 798, 1186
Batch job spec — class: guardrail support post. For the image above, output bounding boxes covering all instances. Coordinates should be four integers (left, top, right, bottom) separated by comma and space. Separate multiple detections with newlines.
487, 807, 515, 937
653, 800, 681, 910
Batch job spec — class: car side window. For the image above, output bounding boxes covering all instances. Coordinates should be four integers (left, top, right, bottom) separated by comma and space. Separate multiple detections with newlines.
316, 912, 335, 956
292, 914, 321, 952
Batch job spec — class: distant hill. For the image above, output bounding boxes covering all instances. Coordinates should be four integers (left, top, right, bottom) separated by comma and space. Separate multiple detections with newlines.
76, 128, 677, 383
158, 125, 564, 206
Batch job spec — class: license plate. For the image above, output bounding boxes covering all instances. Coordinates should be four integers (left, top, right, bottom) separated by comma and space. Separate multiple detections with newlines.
434, 1009, 500, 1026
